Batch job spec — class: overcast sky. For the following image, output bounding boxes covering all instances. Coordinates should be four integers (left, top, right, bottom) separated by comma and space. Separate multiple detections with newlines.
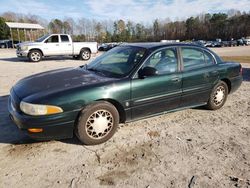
1, 0, 250, 21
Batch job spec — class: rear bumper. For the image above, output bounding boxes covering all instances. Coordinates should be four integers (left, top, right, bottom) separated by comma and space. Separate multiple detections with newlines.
8, 97, 78, 140
230, 75, 243, 93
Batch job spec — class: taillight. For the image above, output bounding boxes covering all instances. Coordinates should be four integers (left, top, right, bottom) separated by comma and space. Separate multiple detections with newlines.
240, 66, 243, 75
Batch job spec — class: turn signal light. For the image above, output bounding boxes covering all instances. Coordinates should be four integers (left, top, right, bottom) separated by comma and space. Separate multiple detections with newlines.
28, 128, 43, 133
46, 106, 63, 114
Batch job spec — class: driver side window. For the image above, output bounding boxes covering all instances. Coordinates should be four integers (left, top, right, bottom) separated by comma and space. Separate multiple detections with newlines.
142, 48, 178, 75
45, 35, 59, 43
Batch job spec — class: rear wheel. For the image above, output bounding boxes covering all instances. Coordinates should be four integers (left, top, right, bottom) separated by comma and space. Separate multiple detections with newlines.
206, 81, 228, 110
75, 102, 119, 145
28, 50, 42, 62
79, 49, 91, 61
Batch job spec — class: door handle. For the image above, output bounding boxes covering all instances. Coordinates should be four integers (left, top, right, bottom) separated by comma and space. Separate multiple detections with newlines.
55, 44, 59, 46
171, 77, 181, 82
68, 44, 71, 46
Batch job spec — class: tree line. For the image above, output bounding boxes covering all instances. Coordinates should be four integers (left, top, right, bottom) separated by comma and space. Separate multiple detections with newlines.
0, 10, 250, 42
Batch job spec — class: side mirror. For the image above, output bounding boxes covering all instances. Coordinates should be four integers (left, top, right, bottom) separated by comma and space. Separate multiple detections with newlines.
138, 66, 158, 79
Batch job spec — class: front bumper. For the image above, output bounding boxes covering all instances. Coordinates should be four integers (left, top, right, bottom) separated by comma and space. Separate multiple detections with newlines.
16, 50, 29, 57
8, 96, 78, 141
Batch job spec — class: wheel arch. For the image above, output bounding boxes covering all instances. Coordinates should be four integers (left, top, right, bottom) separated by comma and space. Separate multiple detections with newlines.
220, 78, 231, 93
96, 99, 126, 123
28, 48, 44, 56
74, 99, 126, 127
80, 47, 91, 54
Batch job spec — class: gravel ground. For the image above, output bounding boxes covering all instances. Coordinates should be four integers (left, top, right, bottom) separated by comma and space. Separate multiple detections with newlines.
0, 47, 249, 188
211, 46, 250, 57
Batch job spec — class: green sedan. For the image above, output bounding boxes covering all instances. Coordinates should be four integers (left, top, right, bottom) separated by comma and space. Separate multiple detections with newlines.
8, 43, 243, 145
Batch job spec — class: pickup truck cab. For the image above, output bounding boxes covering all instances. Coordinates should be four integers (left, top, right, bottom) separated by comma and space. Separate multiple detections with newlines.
16, 34, 98, 62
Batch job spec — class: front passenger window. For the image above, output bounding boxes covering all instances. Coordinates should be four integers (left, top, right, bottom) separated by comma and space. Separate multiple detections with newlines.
142, 48, 178, 75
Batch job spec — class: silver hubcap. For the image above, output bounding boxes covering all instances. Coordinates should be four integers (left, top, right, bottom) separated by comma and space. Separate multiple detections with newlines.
31, 52, 41, 61
213, 85, 225, 106
82, 51, 90, 59
86, 110, 113, 139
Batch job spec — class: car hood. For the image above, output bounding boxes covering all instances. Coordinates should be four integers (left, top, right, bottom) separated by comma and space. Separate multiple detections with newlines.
13, 67, 117, 100
18, 41, 41, 47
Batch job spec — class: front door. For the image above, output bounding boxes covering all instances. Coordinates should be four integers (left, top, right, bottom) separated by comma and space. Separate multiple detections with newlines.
43, 35, 61, 56
131, 47, 182, 120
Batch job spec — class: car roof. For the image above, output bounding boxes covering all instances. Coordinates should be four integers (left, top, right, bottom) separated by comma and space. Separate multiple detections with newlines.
120, 42, 223, 63
121, 42, 206, 50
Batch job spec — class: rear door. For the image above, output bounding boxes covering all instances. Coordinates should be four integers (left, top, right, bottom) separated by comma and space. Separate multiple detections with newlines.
180, 47, 219, 107
59, 35, 72, 55
131, 47, 182, 119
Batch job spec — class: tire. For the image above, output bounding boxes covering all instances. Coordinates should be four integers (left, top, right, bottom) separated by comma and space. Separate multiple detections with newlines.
206, 81, 228, 110
79, 49, 91, 61
28, 50, 42, 62
75, 102, 119, 145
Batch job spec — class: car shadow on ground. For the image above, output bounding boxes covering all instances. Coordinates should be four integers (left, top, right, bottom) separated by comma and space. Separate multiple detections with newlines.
62, 137, 83, 145
0, 95, 82, 145
0, 57, 25, 62
0, 95, 34, 144
242, 68, 250, 81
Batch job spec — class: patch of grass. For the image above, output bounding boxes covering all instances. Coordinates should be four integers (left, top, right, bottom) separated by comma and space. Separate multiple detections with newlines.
221, 56, 250, 64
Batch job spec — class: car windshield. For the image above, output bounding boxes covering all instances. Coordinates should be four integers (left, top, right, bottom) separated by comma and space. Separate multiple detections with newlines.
87, 46, 147, 78
35, 35, 49, 42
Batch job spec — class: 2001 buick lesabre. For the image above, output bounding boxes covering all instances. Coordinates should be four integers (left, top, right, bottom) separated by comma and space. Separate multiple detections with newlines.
8, 43, 242, 145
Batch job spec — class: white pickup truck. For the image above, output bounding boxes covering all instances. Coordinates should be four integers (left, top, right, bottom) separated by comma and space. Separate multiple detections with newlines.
16, 34, 98, 62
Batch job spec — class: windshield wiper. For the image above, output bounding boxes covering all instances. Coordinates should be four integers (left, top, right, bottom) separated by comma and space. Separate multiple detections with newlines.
87, 67, 106, 76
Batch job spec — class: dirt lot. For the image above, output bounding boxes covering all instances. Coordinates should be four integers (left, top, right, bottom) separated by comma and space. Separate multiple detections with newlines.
0, 47, 250, 188
211, 46, 250, 57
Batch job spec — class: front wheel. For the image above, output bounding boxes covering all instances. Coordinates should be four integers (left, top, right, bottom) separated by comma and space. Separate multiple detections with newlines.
79, 49, 91, 61
206, 81, 228, 110
28, 50, 42, 62
75, 102, 119, 145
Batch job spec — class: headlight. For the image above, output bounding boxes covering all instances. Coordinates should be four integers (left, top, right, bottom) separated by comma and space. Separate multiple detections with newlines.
20, 101, 63, 116
21, 46, 28, 51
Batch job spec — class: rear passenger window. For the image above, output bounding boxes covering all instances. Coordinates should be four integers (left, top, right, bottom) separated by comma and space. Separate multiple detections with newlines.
61, 35, 69, 42
181, 48, 206, 70
204, 51, 215, 65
